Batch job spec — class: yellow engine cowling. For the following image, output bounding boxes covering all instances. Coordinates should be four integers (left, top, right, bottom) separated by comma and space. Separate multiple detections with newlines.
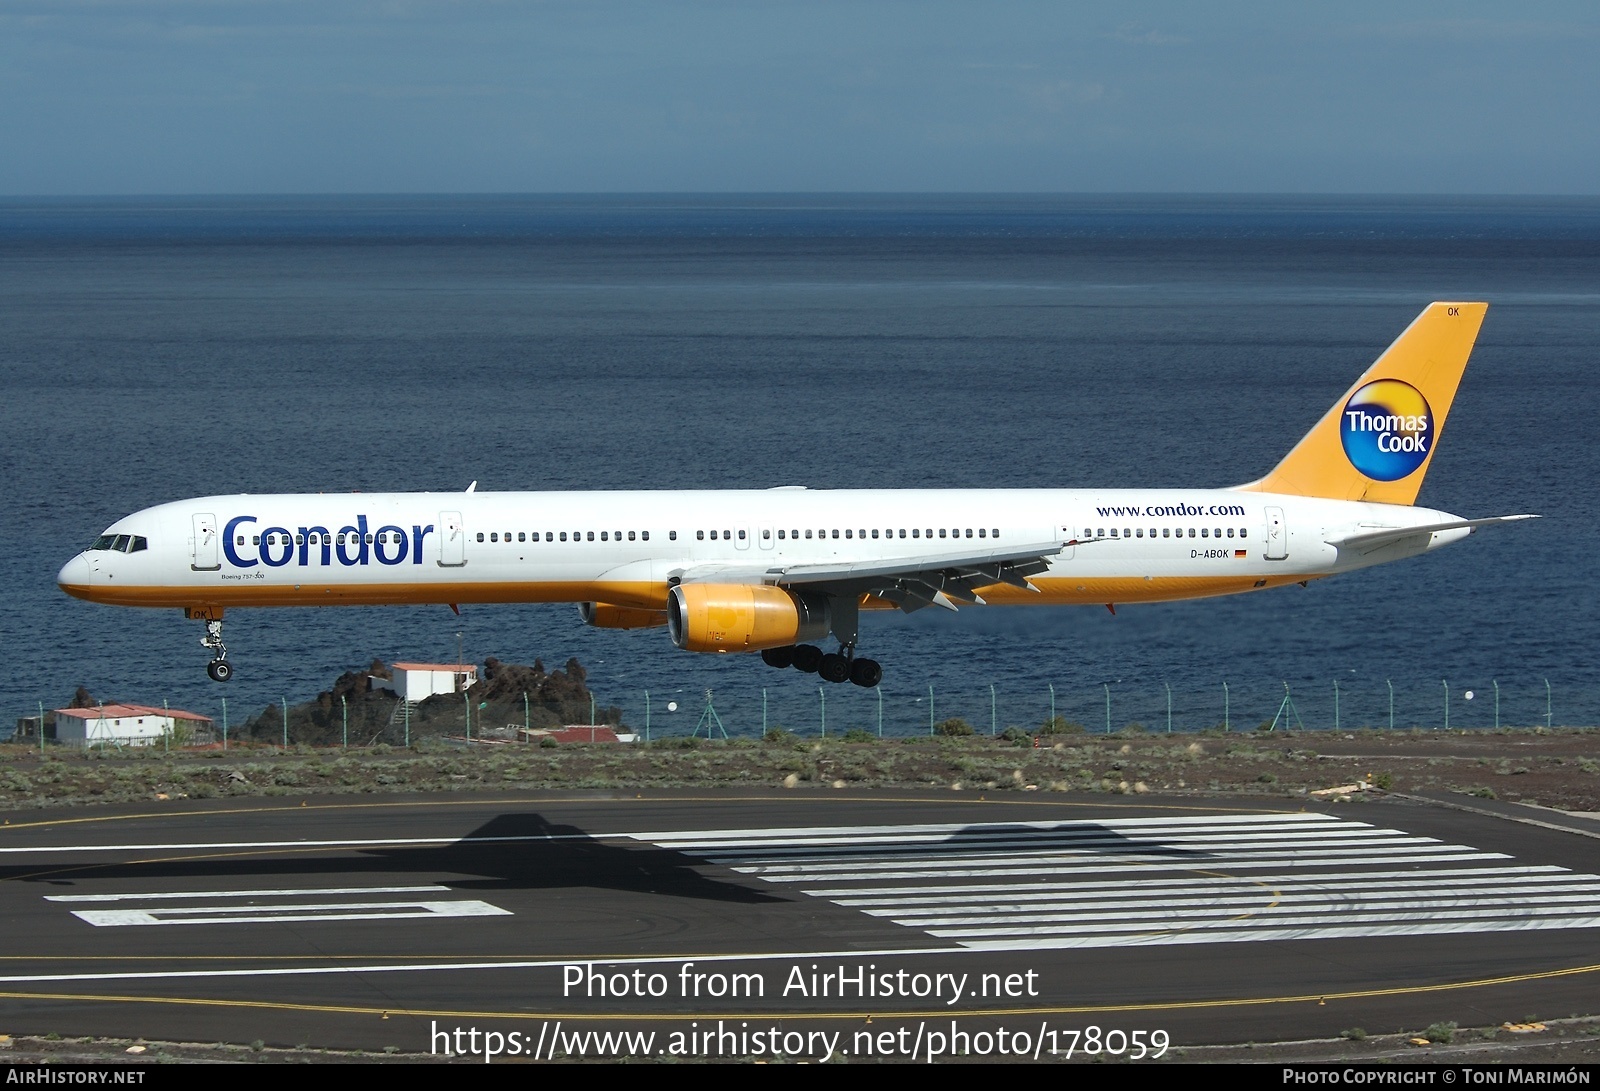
578, 602, 670, 630
667, 583, 830, 653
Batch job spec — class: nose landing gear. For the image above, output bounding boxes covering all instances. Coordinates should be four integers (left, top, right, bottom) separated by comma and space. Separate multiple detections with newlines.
187, 608, 233, 682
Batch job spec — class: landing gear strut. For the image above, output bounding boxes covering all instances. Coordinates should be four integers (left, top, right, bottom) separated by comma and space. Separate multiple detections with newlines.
195, 614, 233, 682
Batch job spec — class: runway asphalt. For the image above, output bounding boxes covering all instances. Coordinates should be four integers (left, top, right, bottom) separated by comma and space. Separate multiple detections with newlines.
0, 789, 1598, 1061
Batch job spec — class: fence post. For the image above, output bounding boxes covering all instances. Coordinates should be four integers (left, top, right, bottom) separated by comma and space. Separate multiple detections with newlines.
221, 697, 228, 751
1165, 683, 1172, 734
877, 686, 883, 738
1223, 681, 1229, 732
463, 692, 470, 743
37, 700, 44, 755
1387, 679, 1394, 730
163, 699, 170, 753
1545, 678, 1552, 729
1103, 683, 1111, 734
589, 694, 595, 727
819, 686, 826, 738
280, 697, 288, 750
1493, 680, 1500, 729
1333, 680, 1340, 732
644, 690, 651, 742
1442, 679, 1449, 731
990, 684, 997, 736
403, 694, 410, 748
523, 691, 529, 734
1048, 682, 1056, 728
928, 684, 934, 736
762, 688, 768, 736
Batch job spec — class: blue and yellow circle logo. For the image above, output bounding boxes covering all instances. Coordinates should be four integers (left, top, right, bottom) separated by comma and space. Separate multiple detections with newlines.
1339, 379, 1434, 481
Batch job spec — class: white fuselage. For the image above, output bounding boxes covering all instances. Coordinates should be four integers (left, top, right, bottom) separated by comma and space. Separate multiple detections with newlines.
58, 486, 1468, 614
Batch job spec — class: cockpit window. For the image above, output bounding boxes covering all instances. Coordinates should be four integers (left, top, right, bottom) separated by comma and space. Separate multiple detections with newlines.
112, 535, 131, 552
129, 536, 148, 552
90, 535, 114, 550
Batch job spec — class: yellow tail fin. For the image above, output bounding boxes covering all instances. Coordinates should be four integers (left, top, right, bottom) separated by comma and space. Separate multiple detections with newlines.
1238, 302, 1487, 505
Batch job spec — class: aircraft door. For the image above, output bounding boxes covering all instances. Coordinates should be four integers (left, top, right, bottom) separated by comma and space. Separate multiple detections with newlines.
439, 511, 466, 567
758, 525, 775, 550
1264, 506, 1288, 560
191, 513, 220, 571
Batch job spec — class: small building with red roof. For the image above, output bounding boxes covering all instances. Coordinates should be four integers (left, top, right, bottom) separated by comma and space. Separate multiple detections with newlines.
49, 704, 214, 748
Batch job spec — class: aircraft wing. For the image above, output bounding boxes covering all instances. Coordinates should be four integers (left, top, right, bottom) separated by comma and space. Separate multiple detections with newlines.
1326, 514, 1539, 554
675, 538, 1070, 613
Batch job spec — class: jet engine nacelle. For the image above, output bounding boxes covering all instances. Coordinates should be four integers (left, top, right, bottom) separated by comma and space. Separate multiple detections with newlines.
667, 583, 831, 653
578, 602, 670, 630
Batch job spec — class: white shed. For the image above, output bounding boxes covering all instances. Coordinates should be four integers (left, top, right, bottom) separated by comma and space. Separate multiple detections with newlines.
52, 704, 213, 748
387, 662, 479, 702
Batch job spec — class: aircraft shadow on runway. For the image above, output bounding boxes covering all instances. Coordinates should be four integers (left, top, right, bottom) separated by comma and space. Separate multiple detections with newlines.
673, 822, 1214, 869
1, 813, 782, 905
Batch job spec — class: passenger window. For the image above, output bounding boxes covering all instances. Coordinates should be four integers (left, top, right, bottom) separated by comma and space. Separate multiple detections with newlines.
1135, 529, 1143, 538
871, 529, 878, 539
1226, 528, 1234, 538
236, 536, 245, 546
560, 532, 568, 542
476, 533, 484, 543
641, 531, 650, 541
899, 529, 907, 538
599, 532, 607, 541
912, 529, 919, 538
1239, 528, 1247, 538
628, 531, 636, 541
992, 528, 999, 538
1201, 529, 1208, 538
1214, 528, 1222, 538
965, 528, 973, 538
939, 529, 947, 538
739, 530, 746, 540
778, 530, 785, 540
587, 531, 594, 541
845, 529, 853, 539
978, 528, 985, 538
763, 530, 770, 540
697, 530, 705, 540
667, 531, 675, 541
831, 529, 839, 539
490, 533, 498, 543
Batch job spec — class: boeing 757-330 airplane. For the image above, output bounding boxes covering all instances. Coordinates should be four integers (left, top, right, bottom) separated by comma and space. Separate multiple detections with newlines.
58, 302, 1535, 688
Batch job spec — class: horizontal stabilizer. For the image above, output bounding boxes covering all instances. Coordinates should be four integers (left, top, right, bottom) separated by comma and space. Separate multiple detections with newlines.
1327, 514, 1539, 553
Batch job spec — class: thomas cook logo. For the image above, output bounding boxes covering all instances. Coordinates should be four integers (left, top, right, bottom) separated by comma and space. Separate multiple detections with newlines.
1340, 379, 1434, 481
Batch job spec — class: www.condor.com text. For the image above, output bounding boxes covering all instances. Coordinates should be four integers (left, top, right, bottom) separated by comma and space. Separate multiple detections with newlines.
430, 1020, 1170, 1062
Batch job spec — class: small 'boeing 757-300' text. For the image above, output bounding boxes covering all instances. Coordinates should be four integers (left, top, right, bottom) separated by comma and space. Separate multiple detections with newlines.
59, 302, 1535, 688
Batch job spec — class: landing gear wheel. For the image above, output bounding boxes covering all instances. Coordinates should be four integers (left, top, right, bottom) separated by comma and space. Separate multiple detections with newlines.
207, 659, 233, 683
818, 653, 851, 684
198, 617, 232, 682
791, 644, 823, 674
849, 658, 882, 688
761, 646, 796, 670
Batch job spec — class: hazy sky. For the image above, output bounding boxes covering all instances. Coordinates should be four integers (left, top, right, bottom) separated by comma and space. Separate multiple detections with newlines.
2, 1, 1596, 194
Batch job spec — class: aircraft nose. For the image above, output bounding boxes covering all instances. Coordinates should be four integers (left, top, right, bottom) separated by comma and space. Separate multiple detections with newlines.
57, 554, 92, 594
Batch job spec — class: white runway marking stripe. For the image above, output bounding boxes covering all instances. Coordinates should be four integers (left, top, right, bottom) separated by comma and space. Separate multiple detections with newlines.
71, 900, 512, 928
46, 885, 451, 903
645, 813, 1600, 950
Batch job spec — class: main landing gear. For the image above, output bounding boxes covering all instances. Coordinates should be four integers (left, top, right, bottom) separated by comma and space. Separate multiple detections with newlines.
761, 645, 883, 689
193, 612, 233, 682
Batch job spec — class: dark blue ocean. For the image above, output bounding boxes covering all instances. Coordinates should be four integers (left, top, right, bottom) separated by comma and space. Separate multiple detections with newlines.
2, 195, 1597, 738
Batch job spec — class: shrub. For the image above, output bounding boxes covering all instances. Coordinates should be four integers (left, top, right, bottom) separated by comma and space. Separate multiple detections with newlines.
1422, 1021, 1457, 1044
1371, 771, 1394, 790
1000, 727, 1032, 746
1038, 717, 1085, 736
1340, 1028, 1366, 1041
842, 729, 874, 743
763, 727, 795, 744
934, 718, 974, 737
